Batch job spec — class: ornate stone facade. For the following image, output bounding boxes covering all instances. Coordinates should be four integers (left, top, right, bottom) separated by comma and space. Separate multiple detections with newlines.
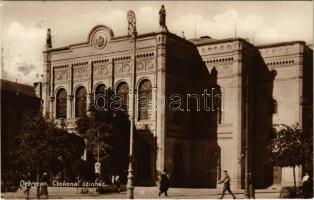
37, 24, 312, 189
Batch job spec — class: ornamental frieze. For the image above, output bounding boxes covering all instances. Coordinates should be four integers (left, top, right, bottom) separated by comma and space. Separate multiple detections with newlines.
259, 46, 298, 56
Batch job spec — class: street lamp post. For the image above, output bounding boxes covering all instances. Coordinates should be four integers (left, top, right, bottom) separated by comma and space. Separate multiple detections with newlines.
126, 10, 137, 199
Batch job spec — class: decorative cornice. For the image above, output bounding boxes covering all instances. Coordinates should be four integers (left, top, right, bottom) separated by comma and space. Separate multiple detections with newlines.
92, 58, 110, 64
72, 61, 89, 67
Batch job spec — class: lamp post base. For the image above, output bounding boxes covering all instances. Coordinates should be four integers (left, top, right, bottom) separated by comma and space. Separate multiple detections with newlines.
126, 162, 134, 199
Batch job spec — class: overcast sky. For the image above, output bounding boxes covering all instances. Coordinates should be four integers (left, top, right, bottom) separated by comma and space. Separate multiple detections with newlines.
1, 1, 313, 84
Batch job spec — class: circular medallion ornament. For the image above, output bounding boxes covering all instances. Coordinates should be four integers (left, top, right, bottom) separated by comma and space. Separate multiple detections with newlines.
93, 31, 107, 49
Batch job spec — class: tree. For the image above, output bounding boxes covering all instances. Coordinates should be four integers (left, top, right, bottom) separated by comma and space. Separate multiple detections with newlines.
57, 131, 86, 180
15, 112, 85, 197
75, 90, 130, 181
265, 123, 312, 194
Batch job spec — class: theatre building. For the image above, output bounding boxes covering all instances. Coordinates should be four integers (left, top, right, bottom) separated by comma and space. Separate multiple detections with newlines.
35, 7, 312, 189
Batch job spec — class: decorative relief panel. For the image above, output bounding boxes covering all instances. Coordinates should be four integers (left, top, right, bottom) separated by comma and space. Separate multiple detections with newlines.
73, 67, 88, 80
146, 60, 154, 70
113, 62, 135, 75
114, 64, 123, 74
102, 65, 109, 76
123, 64, 130, 74
94, 65, 101, 76
137, 61, 145, 71
55, 68, 68, 81
94, 65, 110, 77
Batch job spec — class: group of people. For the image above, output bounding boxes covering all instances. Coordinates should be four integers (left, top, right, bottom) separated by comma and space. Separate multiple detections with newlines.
23, 172, 49, 199
21, 170, 312, 199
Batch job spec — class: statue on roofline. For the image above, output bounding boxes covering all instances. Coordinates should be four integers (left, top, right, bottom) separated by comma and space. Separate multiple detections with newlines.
159, 5, 168, 32
46, 28, 52, 49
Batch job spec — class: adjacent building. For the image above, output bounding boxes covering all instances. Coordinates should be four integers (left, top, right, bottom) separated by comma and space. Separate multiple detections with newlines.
1, 79, 41, 182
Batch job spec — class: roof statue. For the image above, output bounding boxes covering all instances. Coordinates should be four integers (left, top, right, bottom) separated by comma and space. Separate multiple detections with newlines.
46, 28, 52, 49
127, 10, 136, 36
159, 5, 168, 32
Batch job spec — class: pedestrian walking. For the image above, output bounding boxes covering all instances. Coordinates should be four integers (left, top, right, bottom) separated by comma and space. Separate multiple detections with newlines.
302, 172, 312, 198
76, 175, 82, 193
40, 172, 49, 199
159, 169, 170, 197
115, 175, 121, 193
218, 170, 236, 199
23, 172, 31, 200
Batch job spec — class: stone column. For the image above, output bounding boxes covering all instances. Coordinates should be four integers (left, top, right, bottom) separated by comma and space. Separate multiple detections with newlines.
49, 96, 55, 118
87, 93, 93, 116
108, 61, 114, 89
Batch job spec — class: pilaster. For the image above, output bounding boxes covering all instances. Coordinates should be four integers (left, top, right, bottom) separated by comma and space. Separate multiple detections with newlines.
156, 33, 167, 174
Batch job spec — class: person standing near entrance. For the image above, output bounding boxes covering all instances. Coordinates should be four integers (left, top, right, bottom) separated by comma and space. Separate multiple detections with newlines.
218, 170, 236, 199
159, 169, 170, 197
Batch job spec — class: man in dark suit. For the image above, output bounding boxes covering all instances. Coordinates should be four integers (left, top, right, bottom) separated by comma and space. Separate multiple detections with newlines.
218, 170, 236, 199
159, 169, 170, 197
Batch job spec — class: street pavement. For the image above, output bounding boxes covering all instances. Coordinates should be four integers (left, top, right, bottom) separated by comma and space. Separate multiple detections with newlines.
2, 186, 281, 199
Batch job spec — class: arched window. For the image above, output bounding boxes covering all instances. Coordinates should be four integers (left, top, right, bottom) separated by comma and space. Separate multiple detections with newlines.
56, 89, 67, 119
95, 84, 106, 95
95, 84, 106, 110
138, 80, 152, 120
117, 82, 129, 111
75, 87, 87, 117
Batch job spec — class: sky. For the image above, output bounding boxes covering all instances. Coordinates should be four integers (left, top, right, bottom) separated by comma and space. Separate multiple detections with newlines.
1, 1, 313, 84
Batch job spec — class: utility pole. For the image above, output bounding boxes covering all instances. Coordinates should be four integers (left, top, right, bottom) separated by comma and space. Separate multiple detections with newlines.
126, 10, 137, 199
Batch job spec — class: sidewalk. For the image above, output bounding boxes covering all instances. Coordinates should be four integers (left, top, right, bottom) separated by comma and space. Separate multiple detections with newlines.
2, 186, 281, 199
